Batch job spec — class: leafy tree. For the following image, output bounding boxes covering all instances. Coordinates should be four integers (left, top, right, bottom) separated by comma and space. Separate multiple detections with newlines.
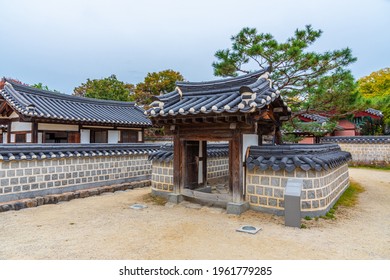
304, 69, 364, 117
73, 75, 134, 102
357, 68, 390, 99
134, 69, 184, 105
212, 25, 357, 111
357, 68, 390, 130
32, 83, 59, 92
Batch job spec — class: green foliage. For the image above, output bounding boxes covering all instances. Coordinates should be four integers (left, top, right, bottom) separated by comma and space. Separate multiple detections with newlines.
304, 69, 364, 116
134, 69, 184, 105
31, 82, 59, 92
282, 118, 337, 142
73, 75, 134, 102
358, 68, 390, 99
212, 25, 357, 110
357, 68, 390, 128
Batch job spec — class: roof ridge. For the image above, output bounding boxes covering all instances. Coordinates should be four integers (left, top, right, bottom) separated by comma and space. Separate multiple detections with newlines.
176, 69, 269, 87
7, 80, 135, 107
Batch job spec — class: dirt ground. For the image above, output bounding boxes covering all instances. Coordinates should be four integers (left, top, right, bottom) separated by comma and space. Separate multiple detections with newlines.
0, 168, 389, 260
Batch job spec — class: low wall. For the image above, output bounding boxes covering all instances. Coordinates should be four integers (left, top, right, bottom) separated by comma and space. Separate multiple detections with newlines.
321, 136, 390, 166
246, 164, 349, 217
245, 144, 351, 217
0, 143, 160, 203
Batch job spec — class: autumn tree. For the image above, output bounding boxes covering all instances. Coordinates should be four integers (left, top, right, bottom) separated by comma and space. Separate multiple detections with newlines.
357, 68, 390, 129
73, 75, 134, 102
212, 25, 357, 113
134, 69, 184, 105
358, 68, 390, 98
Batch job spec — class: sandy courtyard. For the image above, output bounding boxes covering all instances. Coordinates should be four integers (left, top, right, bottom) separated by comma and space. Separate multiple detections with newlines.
0, 168, 389, 260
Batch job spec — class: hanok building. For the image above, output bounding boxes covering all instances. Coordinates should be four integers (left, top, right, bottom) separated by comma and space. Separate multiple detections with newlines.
0, 80, 151, 144
146, 69, 291, 213
147, 69, 352, 221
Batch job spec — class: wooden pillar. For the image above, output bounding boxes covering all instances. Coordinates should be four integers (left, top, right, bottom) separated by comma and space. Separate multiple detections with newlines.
173, 131, 184, 194
7, 121, 11, 143
32, 122, 38, 143
202, 141, 207, 187
231, 131, 243, 203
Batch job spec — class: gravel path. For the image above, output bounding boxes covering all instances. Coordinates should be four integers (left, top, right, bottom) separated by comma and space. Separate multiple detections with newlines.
0, 168, 389, 260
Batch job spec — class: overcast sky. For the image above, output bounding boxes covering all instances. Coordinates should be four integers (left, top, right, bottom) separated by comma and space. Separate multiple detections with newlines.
1, 0, 389, 94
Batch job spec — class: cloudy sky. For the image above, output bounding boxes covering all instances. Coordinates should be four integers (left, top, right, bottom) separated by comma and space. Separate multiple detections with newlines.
1, 0, 389, 94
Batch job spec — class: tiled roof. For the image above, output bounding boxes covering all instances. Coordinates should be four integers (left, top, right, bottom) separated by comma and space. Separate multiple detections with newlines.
300, 113, 329, 123
148, 143, 229, 162
0, 81, 152, 127
146, 69, 291, 120
246, 144, 351, 172
365, 108, 383, 117
0, 143, 160, 161
321, 136, 390, 144
298, 113, 344, 131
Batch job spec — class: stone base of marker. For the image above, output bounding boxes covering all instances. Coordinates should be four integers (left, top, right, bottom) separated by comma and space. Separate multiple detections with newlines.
226, 201, 249, 215
168, 193, 184, 204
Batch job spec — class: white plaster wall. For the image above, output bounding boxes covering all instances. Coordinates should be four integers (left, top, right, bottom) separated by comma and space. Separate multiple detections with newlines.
108, 130, 120, 144
37, 132, 43, 144
80, 129, 90, 144
26, 133, 32, 143
138, 131, 143, 142
243, 134, 258, 162
2, 133, 7, 143
11, 121, 32, 132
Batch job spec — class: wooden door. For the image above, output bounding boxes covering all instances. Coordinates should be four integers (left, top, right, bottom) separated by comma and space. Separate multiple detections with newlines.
185, 141, 199, 190
68, 132, 80, 143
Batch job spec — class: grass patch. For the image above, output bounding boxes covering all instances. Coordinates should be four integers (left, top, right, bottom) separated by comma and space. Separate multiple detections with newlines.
334, 180, 365, 208
349, 165, 390, 171
142, 193, 168, 206
304, 216, 312, 220
319, 180, 365, 220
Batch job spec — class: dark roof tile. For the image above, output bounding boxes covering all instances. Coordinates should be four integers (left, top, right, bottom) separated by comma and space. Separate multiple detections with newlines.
1, 81, 152, 127
246, 144, 351, 172
146, 69, 291, 119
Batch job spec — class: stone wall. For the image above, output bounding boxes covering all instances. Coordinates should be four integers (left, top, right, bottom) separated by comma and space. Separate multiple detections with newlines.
207, 157, 229, 180
246, 164, 349, 217
151, 156, 229, 194
321, 136, 390, 166
151, 160, 174, 193
0, 144, 159, 203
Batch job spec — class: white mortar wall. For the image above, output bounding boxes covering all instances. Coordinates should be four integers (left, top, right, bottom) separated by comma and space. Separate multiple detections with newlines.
2, 133, 7, 143
138, 131, 143, 142
80, 129, 90, 144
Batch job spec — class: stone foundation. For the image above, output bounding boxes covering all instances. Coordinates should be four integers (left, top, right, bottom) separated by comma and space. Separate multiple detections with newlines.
0, 180, 150, 212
